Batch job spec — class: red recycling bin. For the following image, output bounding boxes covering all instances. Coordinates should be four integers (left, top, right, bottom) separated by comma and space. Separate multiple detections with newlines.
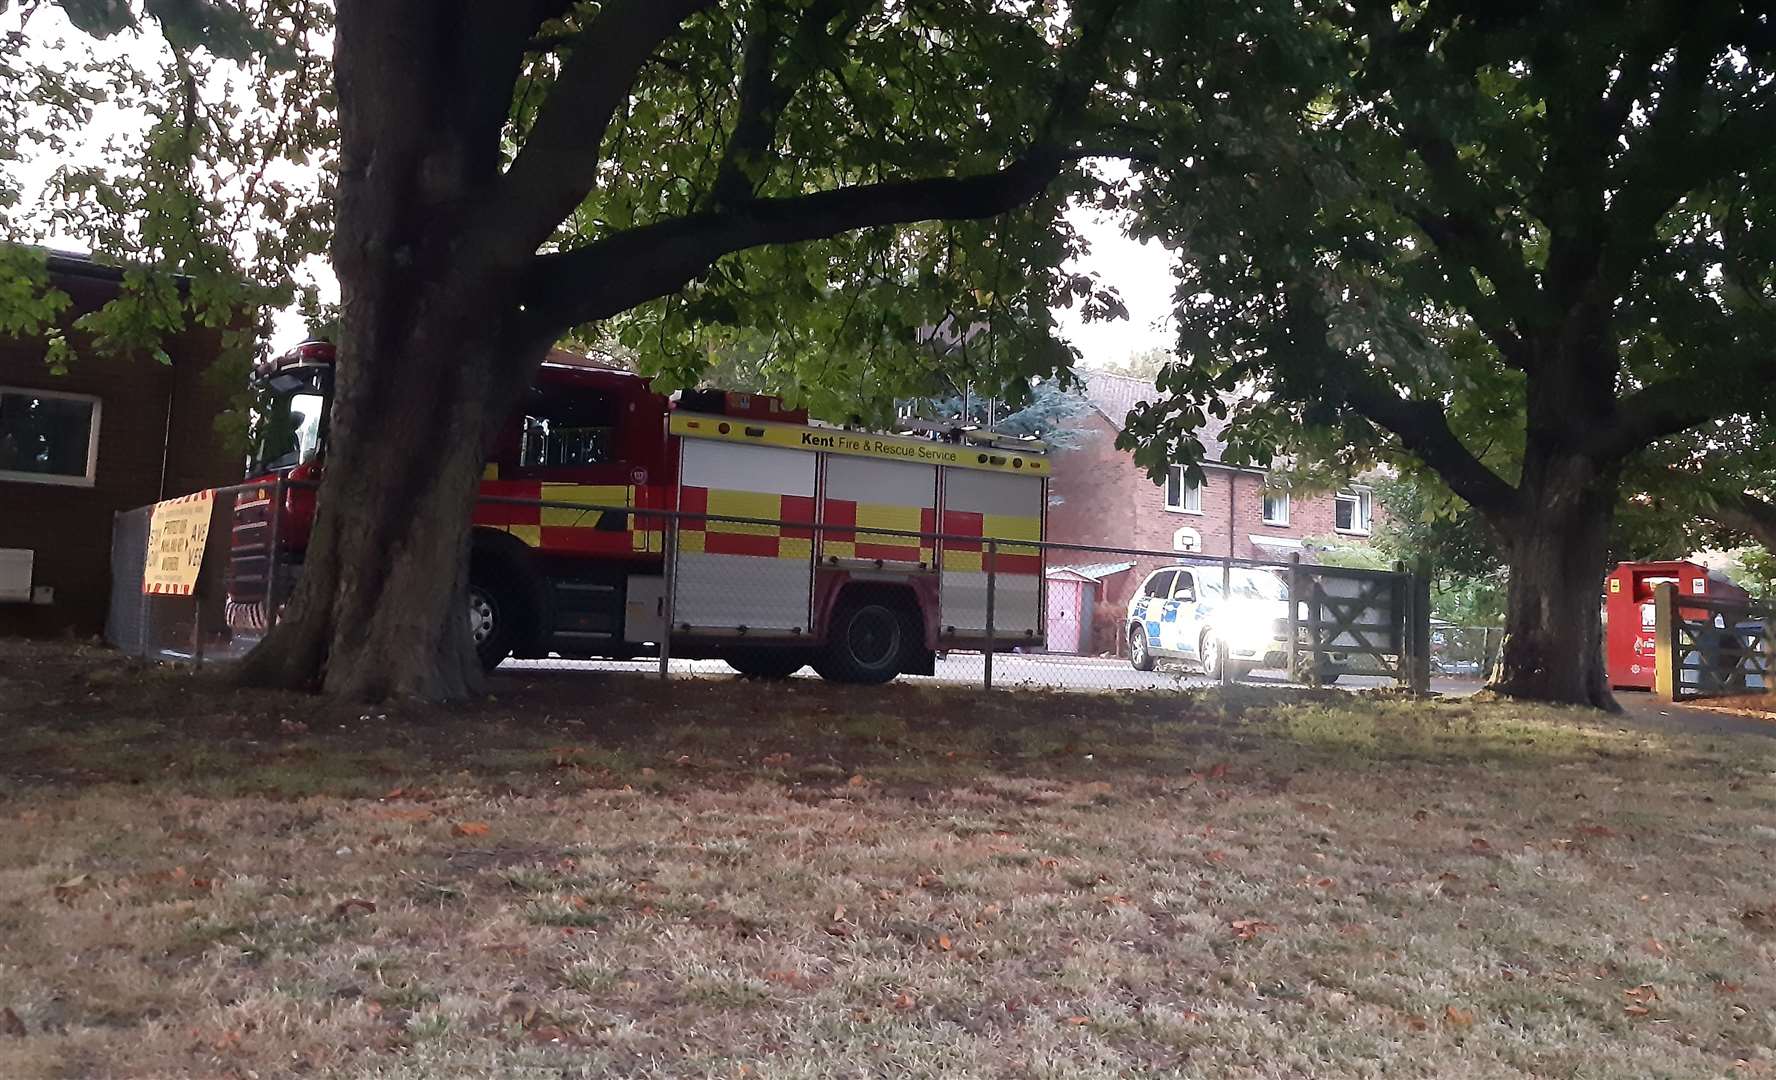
1605, 560, 1750, 690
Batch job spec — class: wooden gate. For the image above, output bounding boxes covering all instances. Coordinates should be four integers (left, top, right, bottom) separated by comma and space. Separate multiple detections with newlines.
1651, 583, 1773, 701
1285, 557, 1430, 691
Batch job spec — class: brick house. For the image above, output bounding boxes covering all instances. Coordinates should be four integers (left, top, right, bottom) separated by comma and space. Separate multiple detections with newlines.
1045, 370, 1380, 654
0, 251, 240, 636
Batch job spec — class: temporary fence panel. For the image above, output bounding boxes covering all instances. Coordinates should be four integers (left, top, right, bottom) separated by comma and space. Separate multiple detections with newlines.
673, 439, 816, 634
938, 469, 1043, 640
819, 456, 936, 569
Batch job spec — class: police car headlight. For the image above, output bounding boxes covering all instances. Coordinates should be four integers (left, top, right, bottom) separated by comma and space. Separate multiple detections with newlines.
1226, 608, 1278, 647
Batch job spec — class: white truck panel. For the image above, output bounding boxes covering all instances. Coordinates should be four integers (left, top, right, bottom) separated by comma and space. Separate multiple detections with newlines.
674, 440, 815, 634
938, 470, 1044, 638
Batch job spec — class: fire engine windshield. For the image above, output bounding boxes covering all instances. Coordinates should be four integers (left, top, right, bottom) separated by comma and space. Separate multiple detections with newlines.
247, 367, 331, 474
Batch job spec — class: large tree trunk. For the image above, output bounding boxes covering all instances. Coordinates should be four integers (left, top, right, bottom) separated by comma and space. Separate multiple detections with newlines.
1489, 451, 1619, 710
237, 2, 542, 701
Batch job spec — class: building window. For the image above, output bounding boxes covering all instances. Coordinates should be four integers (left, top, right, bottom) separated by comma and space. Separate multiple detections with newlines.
1335, 488, 1372, 534
1261, 489, 1290, 526
0, 387, 101, 487
1173, 527, 1201, 553
1164, 465, 1202, 513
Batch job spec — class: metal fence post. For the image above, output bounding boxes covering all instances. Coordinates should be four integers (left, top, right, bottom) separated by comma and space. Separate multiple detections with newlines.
659, 512, 677, 681
264, 475, 284, 632
1219, 555, 1232, 685
983, 540, 997, 692
1653, 582, 1678, 701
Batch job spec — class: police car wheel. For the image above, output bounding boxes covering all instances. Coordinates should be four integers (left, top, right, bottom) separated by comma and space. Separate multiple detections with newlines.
1129, 625, 1154, 671
817, 600, 911, 684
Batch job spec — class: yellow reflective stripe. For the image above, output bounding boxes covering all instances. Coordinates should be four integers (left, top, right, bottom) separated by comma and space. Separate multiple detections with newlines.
538, 484, 633, 528
703, 490, 785, 535
669, 412, 1047, 475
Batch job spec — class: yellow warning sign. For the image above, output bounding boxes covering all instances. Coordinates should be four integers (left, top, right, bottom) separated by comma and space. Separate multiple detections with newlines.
143, 490, 215, 596
670, 413, 1047, 475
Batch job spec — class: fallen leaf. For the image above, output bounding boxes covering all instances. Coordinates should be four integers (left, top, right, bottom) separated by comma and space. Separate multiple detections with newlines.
333, 897, 377, 918
1470, 837, 1491, 851
451, 821, 491, 838
1065, 1015, 1090, 1026
382, 786, 405, 800
893, 993, 916, 1011
1405, 1015, 1429, 1032
1205, 762, 1229, 780
848, 774, 868, 787
1445, 1006, 1474, 1028
1231, 919, 1276, 941
1623, 984, 1659, 1003
1577, 824, 1617, 838
52, 873, 90, 903
1204, 849, 1228, 864
761, 753, 792, 767
1644, 938, 1666, 956
936, 934, 953, 951
832, 904, 847, 922
1, 1008, 25, 1037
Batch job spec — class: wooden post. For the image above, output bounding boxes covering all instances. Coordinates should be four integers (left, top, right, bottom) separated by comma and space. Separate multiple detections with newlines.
1287, 552, 1302, 684
1411, 557, 1432, 694
1653, 582, 1678, 701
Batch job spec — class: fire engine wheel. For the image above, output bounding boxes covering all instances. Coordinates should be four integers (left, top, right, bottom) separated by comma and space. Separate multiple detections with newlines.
816, 599, 915, 685
724, 648, 810, 679
468, 579, 516, 671
1129, 624, 1155, 671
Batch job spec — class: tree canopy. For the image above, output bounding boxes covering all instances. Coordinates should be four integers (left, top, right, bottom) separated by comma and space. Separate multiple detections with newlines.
1115, 0, 1776, 705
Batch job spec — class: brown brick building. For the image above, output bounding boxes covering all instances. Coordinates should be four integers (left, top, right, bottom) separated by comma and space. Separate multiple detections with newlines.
1046, 370, 1380, 653
0, 251, 241, 636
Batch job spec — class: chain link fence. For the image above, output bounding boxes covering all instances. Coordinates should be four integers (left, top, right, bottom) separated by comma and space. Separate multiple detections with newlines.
105, 485, 1432, 694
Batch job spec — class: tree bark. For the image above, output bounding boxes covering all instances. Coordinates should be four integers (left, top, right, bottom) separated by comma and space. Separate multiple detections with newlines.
1488, 451, 1620, 710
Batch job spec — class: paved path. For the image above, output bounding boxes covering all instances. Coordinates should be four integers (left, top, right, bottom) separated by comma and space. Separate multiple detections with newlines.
503, 651, 1482, 696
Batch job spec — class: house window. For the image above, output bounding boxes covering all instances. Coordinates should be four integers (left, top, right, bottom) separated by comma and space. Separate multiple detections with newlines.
1335, 489, 1372, 534
1261, 490, 1290, 526
1164, 465, 1202, 513
1173, 527, 1201, 553
0, 387, 101, 487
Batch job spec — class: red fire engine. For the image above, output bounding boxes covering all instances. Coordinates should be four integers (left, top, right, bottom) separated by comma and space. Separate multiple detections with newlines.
230, 341, 1048, 682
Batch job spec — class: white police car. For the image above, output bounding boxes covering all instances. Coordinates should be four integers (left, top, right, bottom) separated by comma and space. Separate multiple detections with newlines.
1126, 564, 1343, 682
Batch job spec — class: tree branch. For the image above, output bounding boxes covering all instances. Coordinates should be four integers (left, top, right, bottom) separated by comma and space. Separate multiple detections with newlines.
1699, 487, 1776, 552
1357, 2, 1545, 352
523, 149, 1075, 330
1589, 363, 1776, 461
705, 0, 863, 211
494, 0, 718, 246
1342, 379, 1520, 519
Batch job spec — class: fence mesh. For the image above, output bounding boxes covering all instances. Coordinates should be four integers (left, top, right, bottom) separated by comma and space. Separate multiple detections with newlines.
106, 486, 1442, 694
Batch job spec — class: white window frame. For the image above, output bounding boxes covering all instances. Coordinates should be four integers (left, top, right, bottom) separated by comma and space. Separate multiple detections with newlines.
1164, 465, 1203, 514
1261, 489, 1291, 527
0, 386, 101, 488
1335, 488, 1372, 535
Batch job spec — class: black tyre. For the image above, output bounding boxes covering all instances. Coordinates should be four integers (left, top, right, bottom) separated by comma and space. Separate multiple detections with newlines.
725, 648, 810, 679
468, 572, 520, 671
1129, 624, 1155, 671
1315, 666, 1344, 686
1199, 628, 1224, 680
815, 599, 916, 684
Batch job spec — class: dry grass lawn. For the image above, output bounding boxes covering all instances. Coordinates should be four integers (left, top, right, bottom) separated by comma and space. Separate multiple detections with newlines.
2, 639, 1774, 1078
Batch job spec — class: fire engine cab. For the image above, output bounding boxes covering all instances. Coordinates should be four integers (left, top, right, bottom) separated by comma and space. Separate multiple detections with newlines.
231, 341, 1048, 682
